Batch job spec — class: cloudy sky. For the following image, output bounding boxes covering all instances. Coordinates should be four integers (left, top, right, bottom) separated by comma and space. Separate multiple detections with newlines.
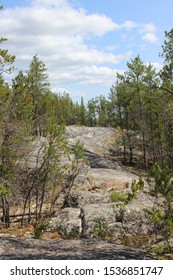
1, 0, 173, 101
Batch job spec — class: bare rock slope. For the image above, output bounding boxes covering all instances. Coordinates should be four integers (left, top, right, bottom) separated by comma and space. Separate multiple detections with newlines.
0, 237, 154, 260
49, 126, 152, 239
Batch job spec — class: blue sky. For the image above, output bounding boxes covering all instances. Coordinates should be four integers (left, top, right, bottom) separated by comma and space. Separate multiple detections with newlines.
1, 0, 173, 102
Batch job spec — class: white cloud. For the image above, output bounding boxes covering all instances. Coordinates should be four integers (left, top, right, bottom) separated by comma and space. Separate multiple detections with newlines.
140, 23, 157, 34
32, 0, 69, 7
49, 65, 118, 86
54, 87, 86, 98
139, 23, 159, 44
115, 21, 159, 45
1, 0, 132, 90
72, 65, 116, 85
120, 20, 138, 29
2, 1, 117, 38
1, 0, 159, 97
142, 33, 159, 43
119, 22, 159, 44
146, 62, 162, 71
105, 44, 119, 52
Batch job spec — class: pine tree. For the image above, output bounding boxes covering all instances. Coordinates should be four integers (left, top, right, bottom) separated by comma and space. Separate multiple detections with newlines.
87, 98, 97, 126
26, 55, 50, 135
79, 97, 87, 126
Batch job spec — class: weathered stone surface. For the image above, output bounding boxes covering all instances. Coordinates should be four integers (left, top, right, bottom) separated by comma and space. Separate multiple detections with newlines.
18, 137, 48, 169
122, 204, 150, 235
78, 168, 138, 188
70, 168, 140, 206
49, 208, 82, 237
66, 126, 121, 169
66, 126, 114, 155
0, 237, 154, 260
67, 190, 109, 208
49, 166, 153, 238
81, 203, 123, 238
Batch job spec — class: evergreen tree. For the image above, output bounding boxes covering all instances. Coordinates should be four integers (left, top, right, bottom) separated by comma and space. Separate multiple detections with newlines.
26, 55, 50, 135
97, 95, 108, 127
0, 4, 15, 76
0, 5, 16, 226
160, 29, 173, 94
87, 98, 97, 126
79, 97, 87, 126
159, 29, 173, 168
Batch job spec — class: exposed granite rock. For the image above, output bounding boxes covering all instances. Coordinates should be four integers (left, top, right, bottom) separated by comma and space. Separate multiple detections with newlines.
0, 126, 154, 254
49, 203, 152, 239
49, 208, 82, 237
49, 167, 152, 238
17, 126, 119, 171
81, 203, 123, 238
0, 237, 154, 260
66, 126, 114, 155
69, 168, 140, 207
18, 137, 48, 169
66, 126, 121, 169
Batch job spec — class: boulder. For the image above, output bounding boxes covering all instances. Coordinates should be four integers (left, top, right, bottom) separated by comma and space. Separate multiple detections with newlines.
122, 204, 151, 235
81, 203, 124, 238
49, 208, 82, 238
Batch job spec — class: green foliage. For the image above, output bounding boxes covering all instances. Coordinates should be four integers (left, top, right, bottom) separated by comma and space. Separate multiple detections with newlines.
73, 140, 85, 160
145, 164, 173, 250
125, 164, 173, 253
160, 29, 173, 92
0, 183, 12, 197
33, 219, 48, 239
154, 244, 172, 257
87, 98, 98, 126
86, 95, 110, 127
92, 218, 108, 239
0, 5, 15, 76
109, 178, 144, 206
106, 31, 173, 169
69, 228, 80, 238
109, 192, 127, 204
0, 48, 15, 75
63, 140, 86, 207
70, 140, 85, 180
79, 97, 87, 125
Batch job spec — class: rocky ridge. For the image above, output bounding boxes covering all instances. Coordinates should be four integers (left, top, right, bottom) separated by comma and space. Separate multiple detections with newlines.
49, 126, 152, 239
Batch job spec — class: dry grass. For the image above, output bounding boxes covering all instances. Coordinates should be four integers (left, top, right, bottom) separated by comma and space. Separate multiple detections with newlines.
0, 224, 63, 240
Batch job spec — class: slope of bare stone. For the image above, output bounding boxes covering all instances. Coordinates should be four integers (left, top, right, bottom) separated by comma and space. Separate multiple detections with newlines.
66, 126, 121, 169
0, 237, 154, 260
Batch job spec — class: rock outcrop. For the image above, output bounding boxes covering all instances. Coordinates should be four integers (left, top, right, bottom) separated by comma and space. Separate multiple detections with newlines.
0, 126, 155, 260
47, 127, 153, 239
0, 237, 154, 260
49, 168, 152, 238
66, 126, 121, 169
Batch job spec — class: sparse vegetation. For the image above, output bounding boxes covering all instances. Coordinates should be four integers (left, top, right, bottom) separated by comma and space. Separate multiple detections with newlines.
92, 218, 108, 239
33, 219, 48, 239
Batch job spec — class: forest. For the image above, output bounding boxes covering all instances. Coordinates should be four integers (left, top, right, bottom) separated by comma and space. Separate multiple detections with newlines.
1, 0, 173, 256
1, 30, 173, 171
